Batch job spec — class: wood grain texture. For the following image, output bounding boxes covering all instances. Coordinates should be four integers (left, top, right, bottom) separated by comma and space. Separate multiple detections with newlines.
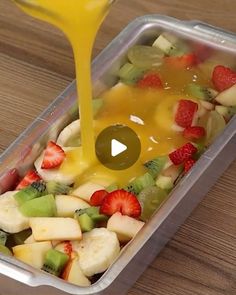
0, 0, 235, 294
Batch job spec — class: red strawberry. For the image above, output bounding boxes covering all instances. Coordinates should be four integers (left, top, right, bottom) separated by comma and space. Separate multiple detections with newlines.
165, 53, 198, 68
63, 241, 73, 257
175, 99, 198, 128
212, 65, 236, 92
183, 126, 206, 141
100, 189, 141, 218
137, 73, 163, 89
184, 158, 196, 173
16, 170, 41, 190
41, 141, 65, 169
169, 143, 197, 165
90, 190, 108, 206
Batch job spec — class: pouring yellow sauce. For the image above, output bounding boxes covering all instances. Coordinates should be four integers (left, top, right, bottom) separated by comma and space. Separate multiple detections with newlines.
13, 0, 210, 187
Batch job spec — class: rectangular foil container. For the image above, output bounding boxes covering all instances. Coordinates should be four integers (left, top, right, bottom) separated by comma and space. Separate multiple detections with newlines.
0, 15, 236, 295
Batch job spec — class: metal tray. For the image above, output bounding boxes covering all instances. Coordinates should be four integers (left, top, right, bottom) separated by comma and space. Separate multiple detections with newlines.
0, 14, 236, 295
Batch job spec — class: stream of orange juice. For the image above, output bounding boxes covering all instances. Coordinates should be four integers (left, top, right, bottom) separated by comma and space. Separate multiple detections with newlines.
14, 0, 111, 166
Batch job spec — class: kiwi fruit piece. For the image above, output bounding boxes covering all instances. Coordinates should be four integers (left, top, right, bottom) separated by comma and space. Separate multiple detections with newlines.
46, 181, 70, 195
186, 83, 218, 101
144, 156, 168, 179
125, 172, 155, 196
0, 231, 8, 246
14, 182, 46, 206
42, 249, 69, 277
118, 62, 146, 85
77, 213, 95, 233
19, 194, 57, 217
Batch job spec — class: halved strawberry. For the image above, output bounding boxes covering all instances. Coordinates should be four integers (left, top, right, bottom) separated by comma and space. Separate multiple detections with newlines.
169, 142, 198, 166
184, 158, 196, 173
212, 65, 236, 92
90, 190, 108, 206
137, 73, 163, 89
175, 99, 198, 128
165, 53, 198, 69
16, 170, 41, 190
100, 189, 141, 218
41, 141, 65, 169
183, 126, 206, 141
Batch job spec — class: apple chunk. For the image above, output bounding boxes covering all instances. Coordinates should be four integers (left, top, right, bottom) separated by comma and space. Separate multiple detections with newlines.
107, 212, 145, 242
55, 195, 90, 217
30, 218, 82, 241
215, 84, 236, 106
13, 241, 52, 269
62, 257, 91, 287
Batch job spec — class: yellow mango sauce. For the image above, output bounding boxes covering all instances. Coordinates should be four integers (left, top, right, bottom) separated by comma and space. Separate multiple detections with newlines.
14, 0, 211, 188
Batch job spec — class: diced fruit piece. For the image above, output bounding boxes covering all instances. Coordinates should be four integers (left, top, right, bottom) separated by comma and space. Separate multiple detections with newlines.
19, 194, 57, 217
100, 189, 141, 218
200, 100, 215, 111
212, 65, 236, 92
71, 182, 105, 202
162, 165, 183, 183
14, 182, 46, 206
186, 83, 218, 101
206, 111, 226, 145
34, 148, 76, 185
56, 119, 81, 147
165, 53, 197, 68
107, 212, 144, 242
77, 213, 95, 233
42, 249, 69, 277
24, 234, 36, 244
76, 228, 120, 277
175, 99, 198, 128
41, 141, 65, 169
125, 173, 155, 195
138, 186, 168, 222
75, 207, 108, 223
62, 257, 91, 287
13, 241, 52, 269
30, 218, 82, 241
215, 84, 236, 106
169, 143, 198, 165
55, 241, 75, 258
46, 181, 70, 195
137, 73, 163, 89
0, 191, 29, 234
215, 105, 236, 121
106, 184, 119, 193
144, 156, 169, 179
16, 170, 41, 190
118, 63, 146, 85
184, 158, 196, 173
90, 190, 108, 206
183, 126, 206, 141
156, 175, 174, 191
12, 229, 32, 245
0, 245, 12, 256
0, 231, 8, 246
128, 45, 164, 69
92, 98, 104, 116
152, 33, 178, 55
55, 195, 90, 217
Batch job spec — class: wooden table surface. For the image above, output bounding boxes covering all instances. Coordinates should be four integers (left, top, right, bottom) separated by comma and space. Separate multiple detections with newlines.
0, 0, 236, 294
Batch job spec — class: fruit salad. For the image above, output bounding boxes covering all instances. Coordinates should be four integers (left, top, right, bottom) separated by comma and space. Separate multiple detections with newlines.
0, 32, 236, 286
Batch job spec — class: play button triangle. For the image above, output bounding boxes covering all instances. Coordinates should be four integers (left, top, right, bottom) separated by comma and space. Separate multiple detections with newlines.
111, 139, 127, 157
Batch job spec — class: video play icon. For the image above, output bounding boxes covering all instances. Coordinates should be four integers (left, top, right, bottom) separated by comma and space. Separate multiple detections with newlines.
95, 125, 141, 170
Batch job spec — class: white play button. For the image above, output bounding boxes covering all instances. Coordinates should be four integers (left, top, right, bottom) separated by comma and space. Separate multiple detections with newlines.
111, 139, 127, 157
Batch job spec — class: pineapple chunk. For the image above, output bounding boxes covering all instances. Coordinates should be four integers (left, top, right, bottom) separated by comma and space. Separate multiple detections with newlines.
13, 241, 52, 269
55, 195, 90, 217
71, 182, 105, 202
30, 218, 82, 241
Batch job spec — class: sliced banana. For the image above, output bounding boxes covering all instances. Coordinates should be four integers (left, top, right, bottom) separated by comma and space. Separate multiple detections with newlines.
74, 228, 120, 277
34, 147, 76, 185
0, 191, 30, 233
57, 120, 81, 147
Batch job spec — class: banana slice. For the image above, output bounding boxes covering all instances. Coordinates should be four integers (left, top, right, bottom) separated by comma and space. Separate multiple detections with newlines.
74, 228, 120, 277
34, 147, 76, 185
57, 120, 81, 147
0, 191, 30, 233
